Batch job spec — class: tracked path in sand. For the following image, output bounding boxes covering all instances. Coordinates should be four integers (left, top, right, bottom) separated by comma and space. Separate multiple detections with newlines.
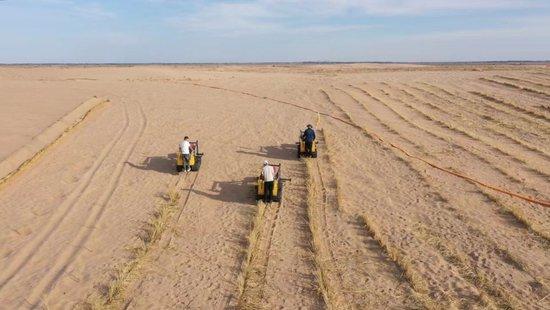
304, 128, 419, 309
320, 85, 549, 308
371, 83, 550, 239
120, 81, 324, 309
0, 97, 148, 307
1, 65, 549, 309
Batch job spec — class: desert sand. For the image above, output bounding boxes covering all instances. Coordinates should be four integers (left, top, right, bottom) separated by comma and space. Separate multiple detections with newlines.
0, 63, 549, 309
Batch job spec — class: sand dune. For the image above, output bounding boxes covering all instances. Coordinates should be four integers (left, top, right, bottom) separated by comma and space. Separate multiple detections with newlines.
0, 64, 548, 309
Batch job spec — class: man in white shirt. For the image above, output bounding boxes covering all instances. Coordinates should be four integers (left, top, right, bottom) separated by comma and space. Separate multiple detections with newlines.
261, 160, 275, 203
180, 136, 192, 172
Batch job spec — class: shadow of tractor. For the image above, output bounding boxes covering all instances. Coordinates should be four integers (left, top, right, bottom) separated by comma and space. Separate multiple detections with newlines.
126, 153, 178, 175
192, 177, 258, 204
236, 144, 297, 161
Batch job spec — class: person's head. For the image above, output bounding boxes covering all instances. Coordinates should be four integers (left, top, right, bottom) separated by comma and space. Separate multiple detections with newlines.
263, 160, 269, 166
184, 136, 189, 140
307, 124, 313, 129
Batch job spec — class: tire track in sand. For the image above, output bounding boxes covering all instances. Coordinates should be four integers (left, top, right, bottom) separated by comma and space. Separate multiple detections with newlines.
238, 164, 323, 309
23, 99, 148, 308
0, 101, 130, 292
237, 197, 285, 308
118, 171, 198, 309
305, 129, 419, 309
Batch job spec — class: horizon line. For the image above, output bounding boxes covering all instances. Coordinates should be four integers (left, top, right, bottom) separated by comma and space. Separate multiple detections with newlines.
1, 60, 550, 66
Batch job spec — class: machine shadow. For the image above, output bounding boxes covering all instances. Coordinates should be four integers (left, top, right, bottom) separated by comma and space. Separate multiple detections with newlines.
236, 144, 297, 161
192, 177, 258, 205
126, 153, 178, 175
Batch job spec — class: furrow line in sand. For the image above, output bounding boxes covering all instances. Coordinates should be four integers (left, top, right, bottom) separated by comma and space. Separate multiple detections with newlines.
306, 128, 422, 309
336, 87, 550, 239
424, 82, 550, 139
338, 86, 550, 244
236, 200, 284, 308
480, 77, 550, 100
91, 172, 197, 309
319, 91, 485, 307
495, 75, 550, 89
380, 83, 550, 182
402, 84, 550, 188
467, 89, 550, 124
349, 84, 536, 186
361, 84, 550, 239
332, 86, 432, 158
405, 84, 550, 164
304, 132, 346, 309
181, 81, 549, 208
338, 86, 524, 187
417, 82, 542, 133
397, 83, 550, 177
411, 83, 550, 160
320, 89, 549, 308
530, 71, 550, 79
345, 85, 451, 149
0, 97, 109, 189
319, 89, 353, 123
23, 100, 149, 308
0, 101, 130, 292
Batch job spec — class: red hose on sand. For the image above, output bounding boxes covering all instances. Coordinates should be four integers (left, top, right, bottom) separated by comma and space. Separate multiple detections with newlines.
189, 82, 550, 208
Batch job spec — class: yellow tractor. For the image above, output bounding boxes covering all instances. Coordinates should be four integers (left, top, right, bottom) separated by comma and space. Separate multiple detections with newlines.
256, 163, 283, 203
297, 130, 318, 158
176, 140, 203, 172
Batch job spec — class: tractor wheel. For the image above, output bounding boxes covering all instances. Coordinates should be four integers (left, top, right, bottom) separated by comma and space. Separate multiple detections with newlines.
273, 179, 283, 202
274, 180, 283, 202
255, 185, 261, 201
176, 165, 183, 172
191, 156, 202, 171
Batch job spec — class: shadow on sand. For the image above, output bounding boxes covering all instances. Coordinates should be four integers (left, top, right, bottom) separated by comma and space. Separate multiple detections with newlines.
192, 177, 258, 204
126, 153, 178, 175
236, 144, 297, 161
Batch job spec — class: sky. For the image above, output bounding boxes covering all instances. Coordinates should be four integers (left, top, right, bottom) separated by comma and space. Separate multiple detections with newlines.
1, 0, 549, 63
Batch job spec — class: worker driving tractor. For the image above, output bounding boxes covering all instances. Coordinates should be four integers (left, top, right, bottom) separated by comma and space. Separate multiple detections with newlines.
179, 136, 194, 172
301, 124, 316, 157
261, 160, 276, 203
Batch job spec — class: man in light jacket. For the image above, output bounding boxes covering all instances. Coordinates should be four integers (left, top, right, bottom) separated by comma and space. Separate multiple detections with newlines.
261, 160, 275, 203
180, 136, 192, 172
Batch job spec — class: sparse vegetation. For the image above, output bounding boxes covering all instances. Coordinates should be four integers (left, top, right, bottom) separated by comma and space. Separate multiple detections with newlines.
86, 185, 181, 309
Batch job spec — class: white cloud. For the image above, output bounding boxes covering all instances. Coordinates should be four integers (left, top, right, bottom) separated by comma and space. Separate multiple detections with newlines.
30, 0, 115, 19
196, 0, 549, 17
166, 1, 375, 36
165, 0, 549, 36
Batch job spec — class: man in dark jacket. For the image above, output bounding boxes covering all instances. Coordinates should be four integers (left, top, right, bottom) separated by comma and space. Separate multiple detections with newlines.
302, 124, 316, 157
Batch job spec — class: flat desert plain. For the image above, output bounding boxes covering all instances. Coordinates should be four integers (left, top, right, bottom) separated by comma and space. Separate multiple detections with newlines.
0, 64, 549, 309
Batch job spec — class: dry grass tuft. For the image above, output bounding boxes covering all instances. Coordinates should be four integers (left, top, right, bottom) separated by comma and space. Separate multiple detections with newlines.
483, 77, 550, 97
85, 185, 181, 309
319, 129, 346, 210
236, 202, 266, 308
358, 215, 436, 309
303, 159, 346, 309
415, 225, 524, 309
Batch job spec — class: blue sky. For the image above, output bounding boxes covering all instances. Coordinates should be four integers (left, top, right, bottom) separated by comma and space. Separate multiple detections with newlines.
1, 0, 549, 63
